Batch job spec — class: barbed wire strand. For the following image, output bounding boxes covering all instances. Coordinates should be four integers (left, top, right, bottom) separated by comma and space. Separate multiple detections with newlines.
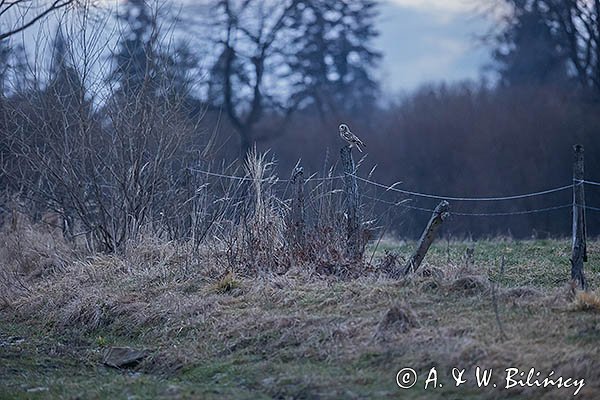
188, 168, 278, 182
453, 204, 572, 216
364, 193, 572, 216
182, 168, 600, 216
190, 167, 576, 202
581, 179, 600, 187
353, 174, 574, 202
188, 168, 344, 183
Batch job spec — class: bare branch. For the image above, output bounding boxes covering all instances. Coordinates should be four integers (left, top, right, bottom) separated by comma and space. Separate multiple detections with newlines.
0, 0, 78, 41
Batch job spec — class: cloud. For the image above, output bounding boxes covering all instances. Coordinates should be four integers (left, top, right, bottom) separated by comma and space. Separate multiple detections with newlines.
375, 2, 492, 92
387, 0, 479, 14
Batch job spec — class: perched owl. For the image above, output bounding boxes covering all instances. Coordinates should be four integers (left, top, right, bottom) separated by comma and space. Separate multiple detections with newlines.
339, 123, 365, 152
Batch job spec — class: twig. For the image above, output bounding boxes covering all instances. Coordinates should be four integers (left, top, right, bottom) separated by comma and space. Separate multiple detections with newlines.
491, 255, 507, 341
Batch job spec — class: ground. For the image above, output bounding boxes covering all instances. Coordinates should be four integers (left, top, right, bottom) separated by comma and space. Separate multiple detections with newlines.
1, 239, 600, 399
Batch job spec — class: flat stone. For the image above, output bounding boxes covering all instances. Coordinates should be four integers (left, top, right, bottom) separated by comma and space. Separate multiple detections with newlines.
26, 387, 48, 393
0, 336, 25, 347
102, 347, 148, 369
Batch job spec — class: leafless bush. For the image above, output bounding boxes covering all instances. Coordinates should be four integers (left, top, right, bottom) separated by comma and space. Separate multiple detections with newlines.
2, 3, 209, 252
0, 0, 385, 277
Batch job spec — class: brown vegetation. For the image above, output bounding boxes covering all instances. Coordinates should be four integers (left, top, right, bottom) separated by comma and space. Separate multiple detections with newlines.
1, 221, 600, 398
2, 1, 600, 398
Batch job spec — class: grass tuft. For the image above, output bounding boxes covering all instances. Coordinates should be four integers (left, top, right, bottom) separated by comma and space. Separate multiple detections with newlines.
572, 290, 600, 313
448, 275, 490, 295
213, 272, 241, 294
375, 303, 419, 336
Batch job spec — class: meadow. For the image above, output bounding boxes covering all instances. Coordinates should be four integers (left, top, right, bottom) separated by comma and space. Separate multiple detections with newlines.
1, 221, 599, 399
3, 1, 600, 399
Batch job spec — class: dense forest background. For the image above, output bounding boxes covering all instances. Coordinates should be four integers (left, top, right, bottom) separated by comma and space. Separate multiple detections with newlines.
1, 0, 600, 242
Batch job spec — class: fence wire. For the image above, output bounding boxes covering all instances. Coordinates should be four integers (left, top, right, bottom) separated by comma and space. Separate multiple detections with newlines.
188, 167, 600, 218
452, 205, 572, 217
363, 194, 572, 216
189, 168, 343, 183
353, 174, 574, 202
190, 167, 575, 200
581, 180, 600, 187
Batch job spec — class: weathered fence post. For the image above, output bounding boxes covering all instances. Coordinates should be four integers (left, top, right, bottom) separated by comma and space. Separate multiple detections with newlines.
401, 200, 450, 276
571, 144, 587, 289
340, 146, 362, 259
290, 166, 306, 248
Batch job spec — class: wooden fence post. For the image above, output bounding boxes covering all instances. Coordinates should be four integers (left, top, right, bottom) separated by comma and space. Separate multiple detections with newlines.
401, 200, 450, 276
340, 146, 362, 259
572, 144, 587, 289
290, 166, 306, 248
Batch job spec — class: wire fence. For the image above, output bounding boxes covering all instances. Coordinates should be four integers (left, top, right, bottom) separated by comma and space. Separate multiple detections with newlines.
189, 167, 600, 218
580, 180, 600, 187
188, 168, 344, 183
353, 175, 575, 202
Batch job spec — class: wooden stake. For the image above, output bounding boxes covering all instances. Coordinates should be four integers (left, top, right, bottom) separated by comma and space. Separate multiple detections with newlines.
401, 200, 450, 276
571, 144, 587, 289
290, 166, 305, 248
340, 146, 362, 259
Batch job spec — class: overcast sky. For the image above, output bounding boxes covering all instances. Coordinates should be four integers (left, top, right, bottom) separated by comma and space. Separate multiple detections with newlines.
6, 0, 497, 94
377, 0, 495, 93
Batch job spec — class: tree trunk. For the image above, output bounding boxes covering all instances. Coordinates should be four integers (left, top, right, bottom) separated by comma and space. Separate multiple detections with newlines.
240, 129, 252, 159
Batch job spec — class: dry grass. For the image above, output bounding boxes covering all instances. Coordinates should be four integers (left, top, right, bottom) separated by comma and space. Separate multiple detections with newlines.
1, 223, 600, 398
0, 212, 75, 310
572, 291, 600, 313
375, 303, 420, 339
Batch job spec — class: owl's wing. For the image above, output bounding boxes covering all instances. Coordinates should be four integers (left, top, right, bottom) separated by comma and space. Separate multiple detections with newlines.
351, 133, 365, 147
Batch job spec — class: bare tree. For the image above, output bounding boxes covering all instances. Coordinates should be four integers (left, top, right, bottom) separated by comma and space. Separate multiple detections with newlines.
0, 0, 80, 41
546, 0, 600, 93
200, 0, 381, 157
205, 0, 299, 157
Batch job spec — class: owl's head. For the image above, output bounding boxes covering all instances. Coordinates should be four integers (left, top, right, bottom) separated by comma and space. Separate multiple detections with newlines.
339, 123, 349, 133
